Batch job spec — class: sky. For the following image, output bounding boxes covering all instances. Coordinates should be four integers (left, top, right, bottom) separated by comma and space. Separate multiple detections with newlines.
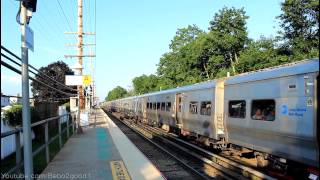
1, 0, 283, 102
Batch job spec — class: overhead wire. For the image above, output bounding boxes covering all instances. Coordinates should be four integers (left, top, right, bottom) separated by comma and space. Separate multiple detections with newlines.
42, 1, 74, 44
32, 18, 58, 44
87, 0, 92, 33
70, 0, 76, 27
1, 60, 76, 97
1, 52, 76, 95
56, 0, 73, 32
1, 46, 77, 92
32, 1, 74, 47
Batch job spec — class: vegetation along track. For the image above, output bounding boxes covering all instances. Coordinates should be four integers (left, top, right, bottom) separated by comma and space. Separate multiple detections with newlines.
104, 111, 228, 180
104, 109, 277, 180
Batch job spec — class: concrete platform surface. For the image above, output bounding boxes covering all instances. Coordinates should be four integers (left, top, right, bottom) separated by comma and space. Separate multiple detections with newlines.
38, 108, 165, 180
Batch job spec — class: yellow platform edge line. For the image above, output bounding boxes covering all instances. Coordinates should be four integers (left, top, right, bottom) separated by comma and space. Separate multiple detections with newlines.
110, 160, 131, 180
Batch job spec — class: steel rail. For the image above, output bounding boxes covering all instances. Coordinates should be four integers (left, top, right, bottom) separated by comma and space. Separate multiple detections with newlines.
108, 112, 232, 180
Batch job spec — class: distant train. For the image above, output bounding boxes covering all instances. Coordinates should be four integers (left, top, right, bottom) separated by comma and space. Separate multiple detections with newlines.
102, 59, 319, 176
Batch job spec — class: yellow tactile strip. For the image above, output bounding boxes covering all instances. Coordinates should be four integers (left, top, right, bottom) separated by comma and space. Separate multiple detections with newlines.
110, 161, 131, 180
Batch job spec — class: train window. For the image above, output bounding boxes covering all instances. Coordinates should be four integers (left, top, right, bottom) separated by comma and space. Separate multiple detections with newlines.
157, 102, 160, 110
178, 97, 182, 112
166, 102, 171, 112
200, 101, 212, 116
161, 102, 165, 111
147, 103, 149, 109
153, 102, 156, 110
229, 100, 246, 118
189, 101, 198, 114
251, 100, 275, 121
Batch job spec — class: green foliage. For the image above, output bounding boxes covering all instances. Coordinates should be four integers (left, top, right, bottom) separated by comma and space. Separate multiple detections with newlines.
105, 86, 128, 101
64, 102, 70, 112
236, 37, 290, 73
132, 74, 159, 95
277, 0, 319, 54
3, 105, 41, 127
31, 61, 76, 104
209, 7, 250, 74
169, 24, 204, 52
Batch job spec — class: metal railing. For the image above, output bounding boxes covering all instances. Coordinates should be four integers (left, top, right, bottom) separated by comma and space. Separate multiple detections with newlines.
1, 111, 78, 174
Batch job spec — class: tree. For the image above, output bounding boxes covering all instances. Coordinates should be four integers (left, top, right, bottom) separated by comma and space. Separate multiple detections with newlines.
209, 7, 249, 74
132, 74, 159, 95
169, 24, 204, 52
236, 37, 289, 73
31, 61, 76, 104
157, 26, 208, 89
277, 0, 319, 54
105, 86, 128, 101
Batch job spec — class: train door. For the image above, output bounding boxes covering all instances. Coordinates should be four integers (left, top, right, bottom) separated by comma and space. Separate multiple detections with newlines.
142, 98, 147, 123
316, 74, 319, 156
214, 80, 225, 140
134, 98, 138, 114
175, 93, 183, 128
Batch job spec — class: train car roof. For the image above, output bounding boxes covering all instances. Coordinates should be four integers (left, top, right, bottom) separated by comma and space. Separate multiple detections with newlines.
140, 80, 216, 98
225, 58, 319, 85
116, 80, 216, 101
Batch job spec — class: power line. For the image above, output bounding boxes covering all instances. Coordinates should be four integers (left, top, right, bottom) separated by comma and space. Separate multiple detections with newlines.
1, 53, 38, 76
1, 46, 77, 92
38, 2, 74, 45
87, 0, 92, 33
70, 0, 76, 23
56, 0, 73, 32
1, 52, 76, 95
42, 1, 74, 45
32, 18, 59, 44
1, 46, 73, 90
1, 47, 77, 92
1, 60, 76, 97
33, 16, 65, 43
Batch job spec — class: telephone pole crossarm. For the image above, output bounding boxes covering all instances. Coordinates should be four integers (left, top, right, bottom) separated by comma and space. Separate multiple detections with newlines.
64, 55, 96, 58
65, 43, 96, 47
64, 32, 96, 35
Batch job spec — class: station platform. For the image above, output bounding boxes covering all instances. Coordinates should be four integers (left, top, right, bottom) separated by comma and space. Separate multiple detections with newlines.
39, 108, 165, 180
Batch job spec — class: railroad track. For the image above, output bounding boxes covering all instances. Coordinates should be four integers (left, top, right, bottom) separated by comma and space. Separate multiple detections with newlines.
145, 126, 276, 180
105, 111, 221, 180
105, 110, 277, 180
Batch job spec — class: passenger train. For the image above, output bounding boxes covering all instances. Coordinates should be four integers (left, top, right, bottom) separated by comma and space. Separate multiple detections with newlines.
102, 59, 319, 176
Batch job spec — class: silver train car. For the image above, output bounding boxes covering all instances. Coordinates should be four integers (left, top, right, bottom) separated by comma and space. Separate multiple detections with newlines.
102, 59, 319, 173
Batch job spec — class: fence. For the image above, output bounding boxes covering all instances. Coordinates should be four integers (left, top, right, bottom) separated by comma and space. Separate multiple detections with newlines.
0, 111, 78, 174
1, 117, 35, 159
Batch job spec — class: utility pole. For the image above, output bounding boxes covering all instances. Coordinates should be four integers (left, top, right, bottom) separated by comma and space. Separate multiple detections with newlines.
20, 1, 35, 179
65, 0, 95, 133
77, 0, 84, 133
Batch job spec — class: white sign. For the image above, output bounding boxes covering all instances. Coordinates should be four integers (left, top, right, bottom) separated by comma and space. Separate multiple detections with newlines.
25, 25, 34, 52
65, 75, 83, 86
65, 75, 92, 86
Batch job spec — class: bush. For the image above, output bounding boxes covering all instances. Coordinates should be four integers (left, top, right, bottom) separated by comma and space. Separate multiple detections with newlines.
3, 105, 41, 127
64, 102, 70, 112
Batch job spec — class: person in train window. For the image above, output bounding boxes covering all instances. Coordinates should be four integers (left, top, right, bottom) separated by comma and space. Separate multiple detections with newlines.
252, 109, 263, 120
266, 109, 275, 121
